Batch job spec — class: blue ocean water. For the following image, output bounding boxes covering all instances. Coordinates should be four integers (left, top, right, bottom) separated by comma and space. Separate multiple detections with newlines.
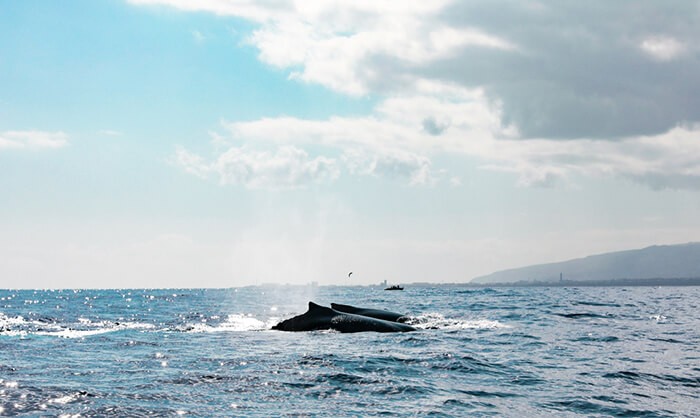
1, 286, 698, 417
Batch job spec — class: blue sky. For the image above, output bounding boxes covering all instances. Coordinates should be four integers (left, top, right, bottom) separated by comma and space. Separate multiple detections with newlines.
2, 1, 700, 288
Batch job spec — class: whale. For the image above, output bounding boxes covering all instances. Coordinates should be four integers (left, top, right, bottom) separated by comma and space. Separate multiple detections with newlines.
272, 302, 416, 333
330, 303, 409, 323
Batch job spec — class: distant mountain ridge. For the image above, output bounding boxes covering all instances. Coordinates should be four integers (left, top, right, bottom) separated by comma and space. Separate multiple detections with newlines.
471, 242, 700, 284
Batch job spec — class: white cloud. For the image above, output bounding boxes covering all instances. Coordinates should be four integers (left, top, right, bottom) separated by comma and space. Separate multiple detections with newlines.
206, 81, 506, 186
222, 92, 700, 191
172, 146, 210, 179
173, 82, 491, 188
129, 0, 515, 96
640, 35, 685, 61
343, 148, 435, 186
478, 126, 700, 190
172, 145, 340, 189
250, 5, 515, 96
224, 81, 508, 150
128, 1, 700, 139
131, 1, 700, 191
0, 131, 68, 150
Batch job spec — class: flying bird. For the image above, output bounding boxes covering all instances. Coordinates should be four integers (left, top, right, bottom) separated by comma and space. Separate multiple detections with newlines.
348, 272, 353, 278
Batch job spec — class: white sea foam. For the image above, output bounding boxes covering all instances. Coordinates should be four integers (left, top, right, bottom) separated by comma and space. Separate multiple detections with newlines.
1, 314, 155, 338
36, 321, 155, 338
0, 329, 29, 337
0, 313, 40, 336
35, 328, 115, 338
48, 394, 78, 405
184, 314, 276, 333
0, 313, 30, 327
224, 314, 270, 331
407, 313, 510, 330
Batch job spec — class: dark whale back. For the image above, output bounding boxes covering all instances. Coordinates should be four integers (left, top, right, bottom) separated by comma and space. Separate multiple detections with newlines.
272, 302, 415, 333
331, 303, 408, 323
272, 302, 334, 331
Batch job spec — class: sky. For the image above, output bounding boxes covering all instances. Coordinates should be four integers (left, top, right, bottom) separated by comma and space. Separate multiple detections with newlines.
2, 0, 700, 288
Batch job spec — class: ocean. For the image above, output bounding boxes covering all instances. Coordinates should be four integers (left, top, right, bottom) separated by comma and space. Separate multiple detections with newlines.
1, 286, 698, 417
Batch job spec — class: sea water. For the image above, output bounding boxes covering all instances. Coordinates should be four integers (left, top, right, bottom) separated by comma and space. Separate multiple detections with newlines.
1, 286, 698, 417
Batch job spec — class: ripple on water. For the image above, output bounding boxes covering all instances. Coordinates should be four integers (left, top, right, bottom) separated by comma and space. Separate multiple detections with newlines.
543, 399, 675, 418
572, 301, 623, 308
554, 312, 613, 319
573, 335, 620, 343
603, 371, 700, 388
0, 384, 94, 416
1, 287, 699, 416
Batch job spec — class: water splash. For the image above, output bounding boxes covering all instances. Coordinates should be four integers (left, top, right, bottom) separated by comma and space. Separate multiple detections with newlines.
406, 312, 510, 330
181, 314, 276, 333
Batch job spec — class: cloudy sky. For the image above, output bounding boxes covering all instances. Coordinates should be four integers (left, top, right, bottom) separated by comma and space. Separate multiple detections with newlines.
2, 1, 700, 288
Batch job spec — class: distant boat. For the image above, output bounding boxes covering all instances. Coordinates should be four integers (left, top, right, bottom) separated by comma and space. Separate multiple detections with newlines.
384, 285, 404, 291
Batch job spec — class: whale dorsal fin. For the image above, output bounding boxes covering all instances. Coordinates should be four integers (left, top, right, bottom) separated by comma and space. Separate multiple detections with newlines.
308, 302, 337, 316
308, 301, 328, 311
